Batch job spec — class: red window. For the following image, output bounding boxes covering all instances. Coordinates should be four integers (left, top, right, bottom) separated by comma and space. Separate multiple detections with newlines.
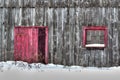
83, 26, 107, 48
14, 26, 48, 64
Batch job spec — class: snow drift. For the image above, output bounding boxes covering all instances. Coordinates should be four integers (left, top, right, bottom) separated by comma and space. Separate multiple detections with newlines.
0, 61, 119, 72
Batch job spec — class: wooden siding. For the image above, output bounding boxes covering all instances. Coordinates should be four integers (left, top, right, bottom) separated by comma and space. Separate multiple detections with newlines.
0, 0, 120, 67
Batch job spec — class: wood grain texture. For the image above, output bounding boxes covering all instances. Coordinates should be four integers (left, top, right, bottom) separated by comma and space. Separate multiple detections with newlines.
0, 0, 120, 67
14, 27, 48, 63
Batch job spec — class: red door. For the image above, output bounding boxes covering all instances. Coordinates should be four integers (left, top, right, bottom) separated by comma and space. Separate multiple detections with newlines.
14, 26, 48, 63
14, 27, 38, 63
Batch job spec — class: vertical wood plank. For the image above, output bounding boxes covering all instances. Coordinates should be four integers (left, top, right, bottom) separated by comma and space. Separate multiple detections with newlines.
112, 8, 119, 66
61, 7, 67, 65
0, 0, 4, 7
55, 8, 63, 64
52, 8, 57, 64
78, 8, 84, 66
35, 8, 44, 26
107, 8, 113, 66
118, 8, 120, 65
74, 7, 80, 65
3, 8, 9, 61
22, 8, 35, 26
47, 8, 53, 63
61, 8, 68, 65
0, 9, 4, 61
69, 8, 74, 65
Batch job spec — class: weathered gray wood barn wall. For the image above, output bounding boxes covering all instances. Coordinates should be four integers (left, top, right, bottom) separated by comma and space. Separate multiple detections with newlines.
0, 0, 120, 67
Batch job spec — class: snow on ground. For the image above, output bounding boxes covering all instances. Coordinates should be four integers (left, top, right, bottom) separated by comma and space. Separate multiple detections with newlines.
0, 61, 120, 80
0, 61, 119, 72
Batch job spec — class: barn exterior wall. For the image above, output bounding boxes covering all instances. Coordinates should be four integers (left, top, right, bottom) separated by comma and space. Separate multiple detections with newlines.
0, 0, 120, 67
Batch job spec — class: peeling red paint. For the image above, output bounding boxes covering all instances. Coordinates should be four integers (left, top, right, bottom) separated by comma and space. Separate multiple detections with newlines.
83, 26, 108, 48
14, 26, 48, 64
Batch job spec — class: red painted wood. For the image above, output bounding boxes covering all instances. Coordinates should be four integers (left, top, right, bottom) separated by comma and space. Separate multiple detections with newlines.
14, 26, 48, 63
38, 28, 46, 63
83, 27, 86, 47
45, 27, 48, 64
83, 26, 108, 48
104, 28, 108, 48
83, 26, 107, 30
